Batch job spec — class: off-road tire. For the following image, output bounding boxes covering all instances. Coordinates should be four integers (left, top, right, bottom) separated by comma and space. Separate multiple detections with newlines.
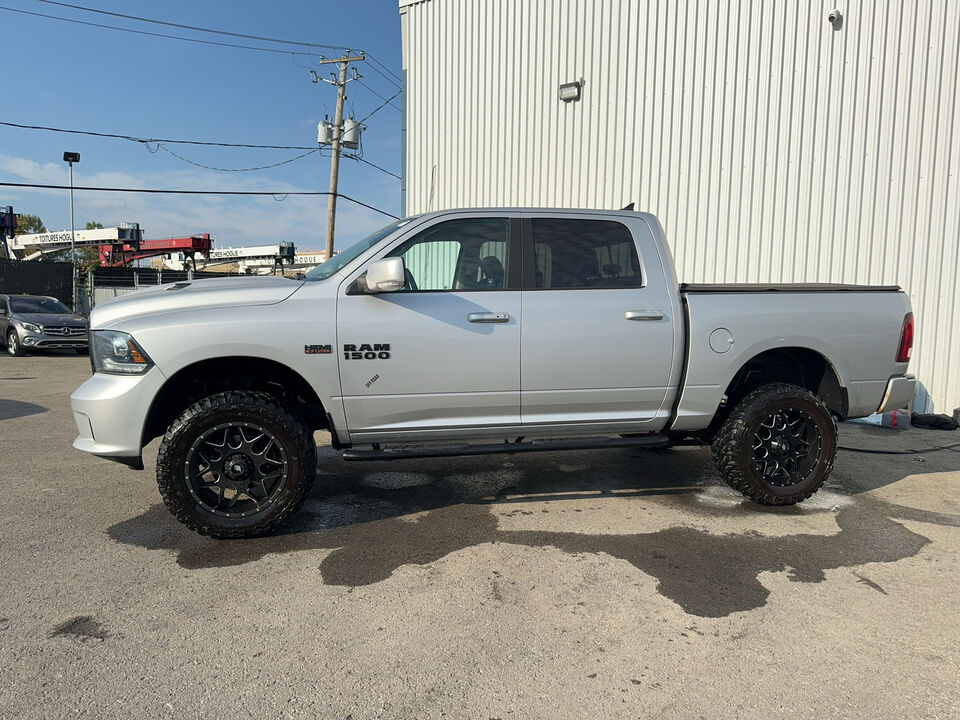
6, 330, 24, 356
711, 382, 837, 505
157, 391, 316, 538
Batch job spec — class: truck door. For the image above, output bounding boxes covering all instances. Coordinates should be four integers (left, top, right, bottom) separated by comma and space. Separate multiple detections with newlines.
337, 215, 522, 441
519, 214, 677, 428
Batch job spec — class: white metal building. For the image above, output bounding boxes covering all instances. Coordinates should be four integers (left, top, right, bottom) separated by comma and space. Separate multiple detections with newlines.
398, 0, 960, 414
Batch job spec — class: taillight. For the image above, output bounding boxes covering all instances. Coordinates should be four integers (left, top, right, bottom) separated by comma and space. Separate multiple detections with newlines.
896, 312, 914, 363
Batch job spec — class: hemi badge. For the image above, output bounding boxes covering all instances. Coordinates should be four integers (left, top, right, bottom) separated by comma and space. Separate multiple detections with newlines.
304, 344, 332, 354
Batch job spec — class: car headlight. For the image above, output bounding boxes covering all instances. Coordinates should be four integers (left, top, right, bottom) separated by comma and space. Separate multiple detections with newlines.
20, 321, 41, 334
91, 330, 154, 375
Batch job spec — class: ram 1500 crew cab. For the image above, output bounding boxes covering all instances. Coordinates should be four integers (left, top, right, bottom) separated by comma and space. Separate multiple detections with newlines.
70, 209, 916, 538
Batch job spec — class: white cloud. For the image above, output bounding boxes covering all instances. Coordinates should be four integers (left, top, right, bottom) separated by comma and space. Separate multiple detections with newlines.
0, 150, 398, 251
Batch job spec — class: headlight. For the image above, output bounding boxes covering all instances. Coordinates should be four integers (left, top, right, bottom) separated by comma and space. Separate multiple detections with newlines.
91, 330, 154, 375
20, 322, 41, 334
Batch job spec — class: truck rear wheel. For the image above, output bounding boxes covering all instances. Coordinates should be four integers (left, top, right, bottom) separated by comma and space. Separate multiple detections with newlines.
711, 382, 837, 505
156, 391, 316, 538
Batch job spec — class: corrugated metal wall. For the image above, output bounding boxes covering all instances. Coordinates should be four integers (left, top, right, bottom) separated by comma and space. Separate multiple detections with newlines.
400, 0, 960, 414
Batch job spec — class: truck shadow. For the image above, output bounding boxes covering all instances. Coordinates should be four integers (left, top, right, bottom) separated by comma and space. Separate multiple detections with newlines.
0, 399, 48, 421
107, 445, 960, 618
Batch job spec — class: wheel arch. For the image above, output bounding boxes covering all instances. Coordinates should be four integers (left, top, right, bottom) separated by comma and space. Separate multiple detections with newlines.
142, 356, 327, 447
724, 347, 846, 415
698, 346, 846, 441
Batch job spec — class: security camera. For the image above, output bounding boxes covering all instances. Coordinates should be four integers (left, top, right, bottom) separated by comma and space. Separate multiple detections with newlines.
828, 9, 841, 24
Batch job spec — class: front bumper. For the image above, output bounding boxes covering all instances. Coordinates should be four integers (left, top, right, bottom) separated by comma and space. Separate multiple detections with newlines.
877, 374, 917, 414
70, 366, 167, 459
21, 329, 88, 349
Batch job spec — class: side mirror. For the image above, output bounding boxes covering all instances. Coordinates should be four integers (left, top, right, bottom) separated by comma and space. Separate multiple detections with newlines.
359, 257, 406, 294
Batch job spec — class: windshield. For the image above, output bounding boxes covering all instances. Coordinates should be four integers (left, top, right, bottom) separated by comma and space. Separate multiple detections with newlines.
10, 296, 71, 314
304, 219, 413, 281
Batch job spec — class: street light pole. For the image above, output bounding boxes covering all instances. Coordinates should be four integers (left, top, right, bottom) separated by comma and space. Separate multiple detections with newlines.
63, 151, 80, 311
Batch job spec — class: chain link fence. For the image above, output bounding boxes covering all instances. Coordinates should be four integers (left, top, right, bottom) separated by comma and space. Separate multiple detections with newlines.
0, 259, 73, 306
0, 260, 239, 313
88, 267, 237, 311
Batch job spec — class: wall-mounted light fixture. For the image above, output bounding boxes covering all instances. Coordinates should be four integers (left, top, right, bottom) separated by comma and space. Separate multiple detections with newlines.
559, 79, 582, 102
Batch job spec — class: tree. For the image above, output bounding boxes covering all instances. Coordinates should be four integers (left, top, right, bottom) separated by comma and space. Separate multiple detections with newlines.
16, 213, 45, 235
78, 247, 101, 274
77, 222, 105, 273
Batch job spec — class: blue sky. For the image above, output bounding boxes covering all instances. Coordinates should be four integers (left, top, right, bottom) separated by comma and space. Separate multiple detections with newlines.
1, 0, 403, 251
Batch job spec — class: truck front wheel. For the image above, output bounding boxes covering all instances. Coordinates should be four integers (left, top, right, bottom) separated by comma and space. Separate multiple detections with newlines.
711, 382, 837, 505
156, 391, 316, 538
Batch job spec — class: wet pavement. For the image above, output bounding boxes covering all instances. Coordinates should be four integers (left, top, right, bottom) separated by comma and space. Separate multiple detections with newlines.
1, 353, 958, 718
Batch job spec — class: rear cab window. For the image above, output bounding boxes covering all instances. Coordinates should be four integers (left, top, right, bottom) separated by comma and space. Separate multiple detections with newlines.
529, 218, 642, 289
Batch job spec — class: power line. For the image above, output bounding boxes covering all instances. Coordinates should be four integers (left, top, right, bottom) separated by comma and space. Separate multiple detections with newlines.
1, 120, 403, 180
0, 120, 314, 149
358, 91, 403, 123
343, 153, 401, 180
156, 146, 318, 172
356, 80, 401, 110
35, 0, 402, 87
364, 55, 402, 84
0, 5, 302, 55
37, 0, 349, 52
361, 59, 402, 89
0, 181, 399, 219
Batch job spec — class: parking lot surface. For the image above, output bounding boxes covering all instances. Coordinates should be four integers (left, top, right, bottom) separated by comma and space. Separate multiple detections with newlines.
1, 353, 958, 719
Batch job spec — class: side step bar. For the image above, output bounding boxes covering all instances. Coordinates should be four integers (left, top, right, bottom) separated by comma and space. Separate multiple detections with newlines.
342, 435, 669, 461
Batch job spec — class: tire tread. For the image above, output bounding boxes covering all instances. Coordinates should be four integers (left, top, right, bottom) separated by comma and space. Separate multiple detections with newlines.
711, 382, 837, 505
156, 390, 315, 538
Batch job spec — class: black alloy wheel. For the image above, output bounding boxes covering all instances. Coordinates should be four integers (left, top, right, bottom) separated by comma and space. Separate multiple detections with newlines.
185, 421, 289, 518
157, 391, 316, 538
712, 382, 837, 505
751, 408, 822, 487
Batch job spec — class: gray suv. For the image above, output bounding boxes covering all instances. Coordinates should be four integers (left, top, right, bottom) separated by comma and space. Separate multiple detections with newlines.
0, 294, 88, 356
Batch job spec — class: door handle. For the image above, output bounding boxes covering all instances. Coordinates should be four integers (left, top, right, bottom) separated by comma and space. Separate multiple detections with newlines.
468, 312, 510, 323
625, 310, 664, 321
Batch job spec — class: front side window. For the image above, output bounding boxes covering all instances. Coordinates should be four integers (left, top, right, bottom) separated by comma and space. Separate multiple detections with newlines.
387, 218, 511, 291
531, 218, 642, 289
305, 218, 413, 281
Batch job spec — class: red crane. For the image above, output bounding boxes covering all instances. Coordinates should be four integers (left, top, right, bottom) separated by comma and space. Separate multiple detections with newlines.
98, 234, 212, 268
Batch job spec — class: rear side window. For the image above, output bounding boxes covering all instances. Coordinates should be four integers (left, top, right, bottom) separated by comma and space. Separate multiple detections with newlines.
388, 218, 511, 291
531, 218, 642, 289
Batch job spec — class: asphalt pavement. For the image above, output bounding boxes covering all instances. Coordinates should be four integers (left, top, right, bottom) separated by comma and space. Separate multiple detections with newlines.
1, 352, 958, 719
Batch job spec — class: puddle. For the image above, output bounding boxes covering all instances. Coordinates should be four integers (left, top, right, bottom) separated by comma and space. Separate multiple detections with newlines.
107, 483, 959, 618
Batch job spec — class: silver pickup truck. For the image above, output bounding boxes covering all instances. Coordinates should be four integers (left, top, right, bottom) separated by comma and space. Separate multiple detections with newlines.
70, 209, 916, 538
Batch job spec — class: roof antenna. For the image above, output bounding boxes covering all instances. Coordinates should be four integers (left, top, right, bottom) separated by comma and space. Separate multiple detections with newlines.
621, 202, 635, 211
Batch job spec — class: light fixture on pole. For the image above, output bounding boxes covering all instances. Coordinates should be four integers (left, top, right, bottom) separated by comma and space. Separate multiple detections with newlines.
62, 151, 80, 310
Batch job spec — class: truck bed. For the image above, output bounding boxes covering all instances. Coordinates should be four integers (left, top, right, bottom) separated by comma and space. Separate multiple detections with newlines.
680, 283, 901, 293
671, 286, 911, 431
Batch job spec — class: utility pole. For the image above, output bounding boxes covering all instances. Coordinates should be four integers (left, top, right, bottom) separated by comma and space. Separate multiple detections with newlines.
317, 52, 364, 260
